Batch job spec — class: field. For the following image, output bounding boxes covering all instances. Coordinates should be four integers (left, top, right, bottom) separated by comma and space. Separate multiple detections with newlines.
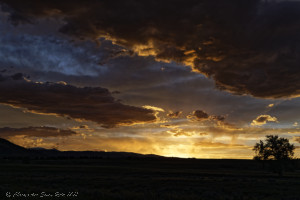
0, 158, 300, 200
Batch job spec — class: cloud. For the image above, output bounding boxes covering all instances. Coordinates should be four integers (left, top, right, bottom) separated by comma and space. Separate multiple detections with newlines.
251, 114, 278, 126
188, 110, 225, 123
294, 136, 300, 143
160, 112, 300, 141
167, 111, 182, 118
194, 140, 249, 149
142, 105, 165, 112
0, 126, 77, 137
168, 127, 208, 137
190, 110, 209, 121
0, 33, 127, 77
210, 115, 225, 122
171, 128, 193, 137
2, 0, 300, 98
0, 74, 156, 128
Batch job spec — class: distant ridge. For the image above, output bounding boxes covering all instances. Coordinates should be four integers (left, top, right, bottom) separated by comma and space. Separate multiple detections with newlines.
0, 138, 163, 159
0, 138, 30, 156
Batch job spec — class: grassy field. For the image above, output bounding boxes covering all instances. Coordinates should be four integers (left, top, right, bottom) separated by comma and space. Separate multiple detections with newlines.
0, 158, 300, 200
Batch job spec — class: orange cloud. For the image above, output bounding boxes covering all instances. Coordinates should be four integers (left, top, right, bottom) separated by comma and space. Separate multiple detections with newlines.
251, 115, 278, 126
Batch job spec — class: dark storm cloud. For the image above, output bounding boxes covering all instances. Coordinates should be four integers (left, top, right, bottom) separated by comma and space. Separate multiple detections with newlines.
0, 74, 156, 128
2, 0, 300, 98
0, 126, 76, 137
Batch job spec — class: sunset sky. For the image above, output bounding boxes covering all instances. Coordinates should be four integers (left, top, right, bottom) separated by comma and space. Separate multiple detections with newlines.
0, 0, 300, 159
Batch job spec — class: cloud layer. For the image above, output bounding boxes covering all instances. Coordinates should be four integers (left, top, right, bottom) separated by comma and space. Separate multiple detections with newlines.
0, 74, 156, 128
0, 126, 77, 137
2, 0, 300, 98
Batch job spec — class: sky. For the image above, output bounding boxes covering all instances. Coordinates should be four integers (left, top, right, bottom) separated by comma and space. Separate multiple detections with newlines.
0, 0, 300, 159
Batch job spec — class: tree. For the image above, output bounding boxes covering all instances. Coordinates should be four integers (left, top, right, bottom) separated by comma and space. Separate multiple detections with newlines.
253, 135, 295, 175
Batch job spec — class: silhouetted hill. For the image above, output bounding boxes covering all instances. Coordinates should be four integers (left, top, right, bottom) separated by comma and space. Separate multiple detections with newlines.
0, 138, 30, 156
0, 138, 163, 159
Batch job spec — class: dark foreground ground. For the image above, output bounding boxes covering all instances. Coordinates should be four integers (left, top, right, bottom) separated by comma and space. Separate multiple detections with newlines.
0, 158, 300, 200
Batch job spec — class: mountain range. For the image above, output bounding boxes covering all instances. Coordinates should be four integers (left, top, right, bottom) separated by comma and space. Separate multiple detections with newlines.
0, 138, 162, 159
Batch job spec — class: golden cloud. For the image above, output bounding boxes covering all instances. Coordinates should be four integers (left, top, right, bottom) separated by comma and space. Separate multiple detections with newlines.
251, 115, 278, 126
